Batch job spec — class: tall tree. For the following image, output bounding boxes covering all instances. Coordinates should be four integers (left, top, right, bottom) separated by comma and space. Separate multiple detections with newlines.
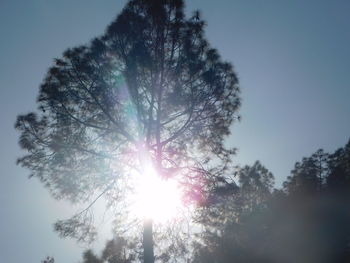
327, 139, 350, 196
281, 141, 350, 262
312, 149, 329, 192
283, 156, 319, 196
192, 162, 274, 263
283, 149, 329, 196
237, 161, 274, 213
15, 0, 240, 262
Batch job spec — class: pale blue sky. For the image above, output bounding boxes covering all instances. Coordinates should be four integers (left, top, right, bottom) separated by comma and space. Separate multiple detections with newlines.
0, 0, 349, 262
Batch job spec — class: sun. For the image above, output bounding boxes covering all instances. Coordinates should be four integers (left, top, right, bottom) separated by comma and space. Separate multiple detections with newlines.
130, 163, 183, 223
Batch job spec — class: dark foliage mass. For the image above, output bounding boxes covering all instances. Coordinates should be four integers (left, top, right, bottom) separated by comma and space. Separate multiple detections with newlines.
192, 139, 350, 263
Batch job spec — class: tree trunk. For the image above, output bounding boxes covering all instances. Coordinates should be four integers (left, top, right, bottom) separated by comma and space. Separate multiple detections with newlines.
143, 218, 155, 263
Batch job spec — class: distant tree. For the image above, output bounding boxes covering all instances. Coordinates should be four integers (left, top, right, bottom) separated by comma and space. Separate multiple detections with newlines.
327, 139, 350, 196
193, 141, 350, 263
41, 256, 54, 263
82, 250, 102, 263
101, 236, 138, 263
15, 0, 240, 262
283, 140, 350, 198
81, 236, 138, 263
237, 161, 274, 213
283, 148, 332, 196
312, 149, 329, 192
283, 153, 323, 196
280, 140, 350, 262
193, 162, 274, 263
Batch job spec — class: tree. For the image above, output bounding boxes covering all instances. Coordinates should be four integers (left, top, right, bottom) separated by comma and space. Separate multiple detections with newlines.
280, 141, 350, 262
41, 257, 55, 263
237, 161, 274, 213
283, 149, 329, 196
80, 236, 138, 263
15, 0, 240, 262
101, 236, 138, 263
82, 250, 102, 263
283, 155, 320, 196
312, 149, 329, 192
192, 141, 350, 263
327, 139, 350, 196
192, 162, 274, 263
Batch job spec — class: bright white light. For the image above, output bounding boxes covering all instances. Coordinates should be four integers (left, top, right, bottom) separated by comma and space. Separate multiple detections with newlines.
130, 163, 183, 223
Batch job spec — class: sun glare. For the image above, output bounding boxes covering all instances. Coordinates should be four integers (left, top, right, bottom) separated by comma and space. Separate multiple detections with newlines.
130, 163, 183, 223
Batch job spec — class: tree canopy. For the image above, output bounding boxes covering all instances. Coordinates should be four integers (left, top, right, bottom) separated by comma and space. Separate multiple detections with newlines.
16, 0, 240, 261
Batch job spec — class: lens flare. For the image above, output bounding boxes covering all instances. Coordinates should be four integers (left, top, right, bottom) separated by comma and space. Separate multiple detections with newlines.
130, 163, 183, 223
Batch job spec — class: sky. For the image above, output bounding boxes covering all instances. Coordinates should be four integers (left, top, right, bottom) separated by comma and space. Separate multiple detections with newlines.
0, 0, 349, 262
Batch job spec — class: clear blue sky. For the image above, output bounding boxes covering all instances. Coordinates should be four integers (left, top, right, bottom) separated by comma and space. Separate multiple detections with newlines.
0, 0, 349, 262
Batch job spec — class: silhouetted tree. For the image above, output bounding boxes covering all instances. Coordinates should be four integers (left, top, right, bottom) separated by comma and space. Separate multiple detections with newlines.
82, 250, 102, 263
327, 139, 350, 197
15, 0, 240, 262
238, 161, 274, 213
283, 152, 325, 196
101, 236, 138, 263
193, 145, 350, 263
81, 236, 138, 263
193, 162, 274, 263
283, 145, 350, 197
41, 256, 55, 263
312, 149, 329, 192
279, 141, 350, 262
